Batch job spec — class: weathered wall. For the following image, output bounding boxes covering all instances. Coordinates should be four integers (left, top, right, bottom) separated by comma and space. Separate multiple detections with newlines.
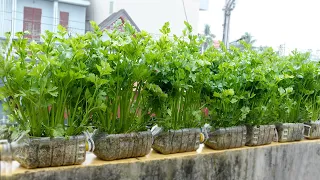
9, 140, 320, 180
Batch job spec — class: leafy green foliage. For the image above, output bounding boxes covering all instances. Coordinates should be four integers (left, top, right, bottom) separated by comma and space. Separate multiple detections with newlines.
203, 41, 320, 128
274, 51, 320, 123
87, 21, 154, 134
145, 22, 211, 130
1, 21, 320, 136
0, 26, 110, 137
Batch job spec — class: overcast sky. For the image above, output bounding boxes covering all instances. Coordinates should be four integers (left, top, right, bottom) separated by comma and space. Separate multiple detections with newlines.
198, 0, 320, 51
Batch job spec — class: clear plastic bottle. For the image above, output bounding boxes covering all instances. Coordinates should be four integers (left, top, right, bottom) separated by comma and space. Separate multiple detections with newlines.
0, 139, 12, 179
0, 131, 94, 177
0, 113, 13, 179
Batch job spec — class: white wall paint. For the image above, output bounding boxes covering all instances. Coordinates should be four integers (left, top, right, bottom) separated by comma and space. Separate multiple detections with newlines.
116, 0, 200, 35
16, 0, 54, 36
88, 0, 201, 35
59, 3, 87, 34
86, 0, 112, 26
0, 0, 88, 38
0, 0, 13, 37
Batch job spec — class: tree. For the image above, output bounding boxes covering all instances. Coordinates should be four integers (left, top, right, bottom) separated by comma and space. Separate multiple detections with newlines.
241, 32, 256, 45
200, 24, 216, 52
232, 32, 256, 50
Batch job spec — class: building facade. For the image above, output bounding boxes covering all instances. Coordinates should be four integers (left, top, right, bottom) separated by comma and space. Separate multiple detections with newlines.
86, 0, 208, 36
0, 0, 90, 40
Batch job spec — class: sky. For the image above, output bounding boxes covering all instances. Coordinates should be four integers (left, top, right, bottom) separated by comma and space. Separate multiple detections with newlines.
198, 0, 320, 51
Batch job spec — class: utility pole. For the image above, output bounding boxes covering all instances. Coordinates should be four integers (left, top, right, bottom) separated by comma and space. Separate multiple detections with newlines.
222, 0, 236, 49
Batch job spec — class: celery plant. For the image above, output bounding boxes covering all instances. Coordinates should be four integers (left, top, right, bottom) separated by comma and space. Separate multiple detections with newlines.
88, 21, 153, 134
0, 27, 109, 137
146, 22, 211, 130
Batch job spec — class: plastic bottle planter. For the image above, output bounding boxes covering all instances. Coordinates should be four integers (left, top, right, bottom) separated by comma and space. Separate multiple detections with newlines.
0, 140, 12, 177
246, 125, 276, 146
304, 121, 320, 139
13, 135, 86, 169
276, 123, 304, 142
0, 125, 10, 140
152, 128, 201, 154
92, 130, 152, 161
204, 126, 247, 150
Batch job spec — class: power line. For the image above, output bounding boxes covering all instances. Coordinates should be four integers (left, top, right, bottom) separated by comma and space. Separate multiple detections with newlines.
0, 10, 86, 24
181, 0, 189, 23
3, 18, 87, 32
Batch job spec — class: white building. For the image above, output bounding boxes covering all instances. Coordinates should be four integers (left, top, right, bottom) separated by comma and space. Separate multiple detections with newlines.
86, 0, 209, 35
0, 0, 90, 41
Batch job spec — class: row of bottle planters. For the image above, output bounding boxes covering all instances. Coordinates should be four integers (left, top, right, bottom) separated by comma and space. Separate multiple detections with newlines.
4, 121, 320, 169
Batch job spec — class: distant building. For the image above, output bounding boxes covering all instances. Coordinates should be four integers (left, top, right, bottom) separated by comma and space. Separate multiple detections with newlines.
86, 0, 208, 36
0, 0, 90, 41
98, 9, 140, 32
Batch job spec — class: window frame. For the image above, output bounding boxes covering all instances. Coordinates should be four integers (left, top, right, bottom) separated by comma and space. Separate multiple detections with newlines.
59, 11, 69, 30
23, 7, 42, 41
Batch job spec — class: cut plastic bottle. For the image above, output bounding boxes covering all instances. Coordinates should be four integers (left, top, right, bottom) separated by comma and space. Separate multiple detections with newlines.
0, 139, 12, 179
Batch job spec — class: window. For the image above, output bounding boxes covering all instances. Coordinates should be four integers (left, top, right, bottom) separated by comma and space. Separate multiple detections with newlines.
60, 11, 69, 29
109, 1, 114, 14
23, 7, 42, 41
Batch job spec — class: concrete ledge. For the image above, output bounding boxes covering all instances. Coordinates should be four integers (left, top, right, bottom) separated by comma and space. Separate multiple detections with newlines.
4, 139, 320, 180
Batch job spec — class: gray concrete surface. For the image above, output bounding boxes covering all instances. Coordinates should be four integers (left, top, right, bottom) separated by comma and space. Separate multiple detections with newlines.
9, 140, 320, 180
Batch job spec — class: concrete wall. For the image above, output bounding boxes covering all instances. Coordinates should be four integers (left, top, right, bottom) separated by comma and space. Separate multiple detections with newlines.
87, 0, 201, 35
8, 140, 320, 180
